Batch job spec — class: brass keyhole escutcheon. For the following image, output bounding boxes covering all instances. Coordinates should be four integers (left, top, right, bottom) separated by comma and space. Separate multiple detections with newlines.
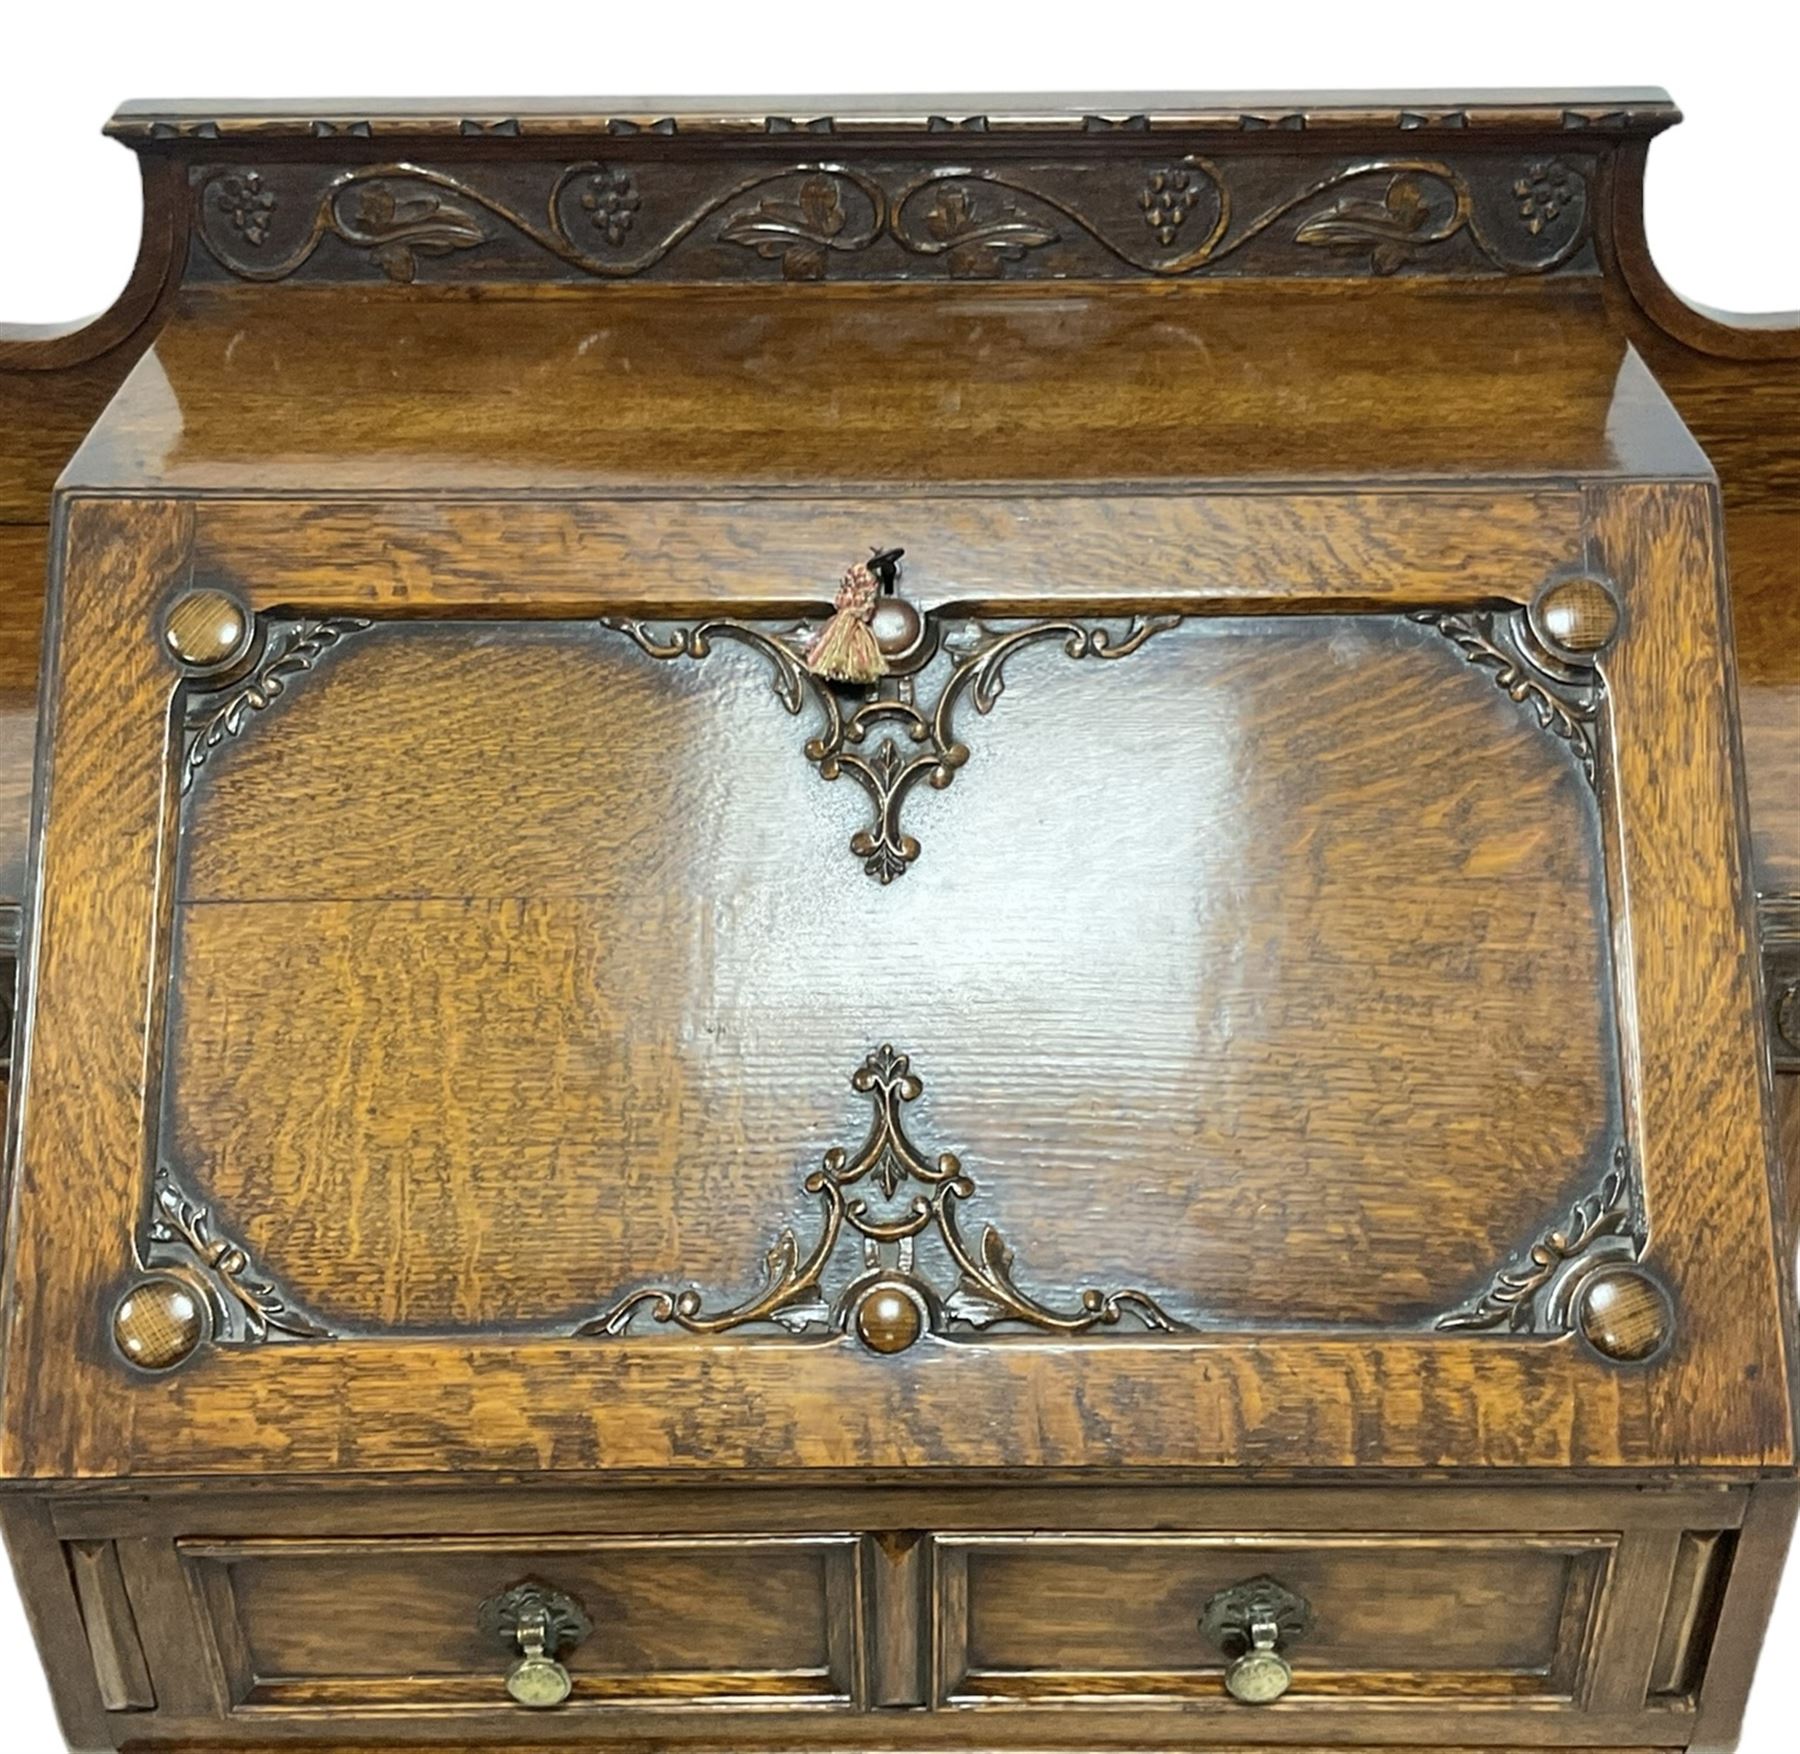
1200, 1575, 1311, 1707
477, 1580, 592, 1710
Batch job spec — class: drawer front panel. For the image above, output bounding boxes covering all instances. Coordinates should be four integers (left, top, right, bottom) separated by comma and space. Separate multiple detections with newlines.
182, 1535, 861, 1712
42, 1484, 1758, 1745
937, 1534, 1609, 1705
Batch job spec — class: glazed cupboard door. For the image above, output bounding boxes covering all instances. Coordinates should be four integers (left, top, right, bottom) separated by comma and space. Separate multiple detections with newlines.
1, 483, 1789, 1481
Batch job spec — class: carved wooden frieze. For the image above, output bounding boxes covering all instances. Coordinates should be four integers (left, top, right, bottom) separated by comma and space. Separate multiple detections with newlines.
580, 1044, 1185, 1352
187, 150, 1599, 286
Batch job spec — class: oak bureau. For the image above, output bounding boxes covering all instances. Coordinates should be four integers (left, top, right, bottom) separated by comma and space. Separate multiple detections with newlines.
0, 90, 1796, 1754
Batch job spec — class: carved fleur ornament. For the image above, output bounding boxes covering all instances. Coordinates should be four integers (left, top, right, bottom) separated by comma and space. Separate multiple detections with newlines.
603, 552, 1181, 882
579, 1044, 1185, 1353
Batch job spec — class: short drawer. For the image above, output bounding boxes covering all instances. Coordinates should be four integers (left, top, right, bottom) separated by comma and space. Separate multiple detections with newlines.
934, 1532, 1611, 1706
182, 1533, 861, 1713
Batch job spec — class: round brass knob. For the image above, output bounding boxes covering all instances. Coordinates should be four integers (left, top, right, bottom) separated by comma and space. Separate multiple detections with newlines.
869, 593, 926, 663
112, 1276, 207, 1371
505, 1650, 573, 1709
1225, 1644, 1293, 1705
1528, 573, 1620, 662
163, 587, 252, 671
1575, 1264, 1672, 1363
852, 1281, 926, 1354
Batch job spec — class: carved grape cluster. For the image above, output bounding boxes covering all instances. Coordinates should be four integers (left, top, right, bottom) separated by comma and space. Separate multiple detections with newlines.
214, 171, 276, 247
581, 167, 642, 246
1139, 166, 1196, 245
1512, 160, 1576, 235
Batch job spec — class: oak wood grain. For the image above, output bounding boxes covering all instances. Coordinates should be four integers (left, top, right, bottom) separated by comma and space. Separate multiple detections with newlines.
164, 615, 1615, 1333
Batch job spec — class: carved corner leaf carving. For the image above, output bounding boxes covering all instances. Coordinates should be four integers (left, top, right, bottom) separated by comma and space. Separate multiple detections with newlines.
143, 1167, 332, 1345
181, 615, 372, 792
1410, 607, 1602, 785
1436, 1145, 1644, 1335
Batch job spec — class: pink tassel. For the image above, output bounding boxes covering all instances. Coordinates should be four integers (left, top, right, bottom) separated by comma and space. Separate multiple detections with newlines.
805, 562, 889, 684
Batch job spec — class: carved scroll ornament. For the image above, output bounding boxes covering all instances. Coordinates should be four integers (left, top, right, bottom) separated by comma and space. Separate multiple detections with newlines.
579, 1044, 1184, 1352
193, 152, 1594, 285
603, 604, 1180, 882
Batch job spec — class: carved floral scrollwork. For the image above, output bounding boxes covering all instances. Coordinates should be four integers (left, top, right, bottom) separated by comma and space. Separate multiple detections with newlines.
579, 1044, 1184, 1350
601, 611, 1181, 882
193, 153, 1591, 284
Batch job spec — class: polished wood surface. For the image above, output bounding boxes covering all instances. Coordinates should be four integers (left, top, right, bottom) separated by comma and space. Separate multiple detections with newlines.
3, 473, 1786, 1482
0, 91, 1795, 1754
165, 615, 1613, 1333
67, 282, 1710, 495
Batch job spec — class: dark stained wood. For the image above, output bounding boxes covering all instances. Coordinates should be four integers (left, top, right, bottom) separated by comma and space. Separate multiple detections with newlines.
1689, 1483, 1799, 1754
184, 1534, 859, 1709
0, 90, 1796, 1754
64, 1541, 154, 1712
866, 1531, 928, 1708
0, 1497, 113, 1753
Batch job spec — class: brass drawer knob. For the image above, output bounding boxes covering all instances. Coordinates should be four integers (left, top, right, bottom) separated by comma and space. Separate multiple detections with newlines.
1200, 1575, 1311, 1706
477, 1580, 592, 1709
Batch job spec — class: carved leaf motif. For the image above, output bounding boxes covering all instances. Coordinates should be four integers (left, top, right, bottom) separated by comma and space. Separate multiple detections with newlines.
922, 183, 1058, 280
372, 241, 418, 284
943, 1284, 1011, 1328
339, 184, 487, 283
721, 175, 851, 280
1295, 174, 1438, 275
771, 1300, 833, 1333
800, 175, 846, 236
